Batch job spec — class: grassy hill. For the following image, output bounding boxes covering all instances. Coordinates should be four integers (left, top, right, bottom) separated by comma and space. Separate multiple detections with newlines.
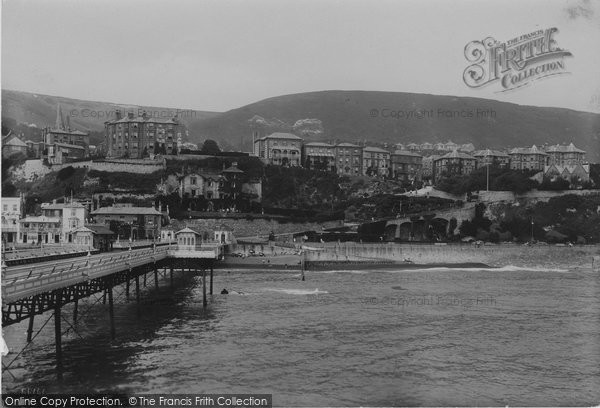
187, 90, 600, 161
1, 89, 220, 136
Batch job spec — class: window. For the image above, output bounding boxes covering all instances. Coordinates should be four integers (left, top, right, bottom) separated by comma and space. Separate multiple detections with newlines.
2, 205, 7, 211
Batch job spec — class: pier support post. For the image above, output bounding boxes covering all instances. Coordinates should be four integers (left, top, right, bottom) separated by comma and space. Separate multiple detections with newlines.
135, 274, 141, 317
125, 274, 130, 299
102, 288, 107, 304
143, 271, 147, 287
73, 297, 78, 325
108, 285, 115, 340
202, 267, 207, 309
54, 304, 62, 373
170, 265, 174, 287
154, 266, 159, 290
210, 265, 213, 295
27, 314, 35, 343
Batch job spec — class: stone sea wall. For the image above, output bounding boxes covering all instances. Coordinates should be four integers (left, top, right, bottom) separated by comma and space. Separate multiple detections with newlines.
303, 242, 600, 268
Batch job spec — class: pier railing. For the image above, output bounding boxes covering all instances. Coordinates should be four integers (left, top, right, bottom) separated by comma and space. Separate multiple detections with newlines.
2, 246, 170, 303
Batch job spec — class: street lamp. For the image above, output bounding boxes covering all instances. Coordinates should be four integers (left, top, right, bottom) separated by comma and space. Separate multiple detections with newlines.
530, 218, 534, 243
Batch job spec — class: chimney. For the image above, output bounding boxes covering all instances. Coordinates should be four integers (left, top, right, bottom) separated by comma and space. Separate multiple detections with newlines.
142, 110, 148, 120
53, 199, 57, 204
128, 112, 134, 119
115, 109, 122, 120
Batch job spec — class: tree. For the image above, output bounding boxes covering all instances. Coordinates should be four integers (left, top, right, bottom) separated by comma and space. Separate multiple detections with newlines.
200, 139, 221, 155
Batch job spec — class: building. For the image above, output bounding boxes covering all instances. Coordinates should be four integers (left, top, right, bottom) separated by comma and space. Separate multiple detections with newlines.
175, 227, 201, 249
544, 163, 590, 184
42, 105, 90, 163
221, 162, 245, 201
420, 142, 433, 151
433, 150, 477, 183
253, 132, 302, 166
214, 224, 235, 244
546, 143, 586, 166
179, 172, 217, 199
421, 155, 440, 180
71, 226, 95, 249
390, 150, 423, 182
363, 146, 391, 177
302, 142, 336, 172
105, 110, 181, 158
1, 133, 28, 158
509, 145, 549, 171
473, 149, 510, 168
334, 143, 362, 176
1, 195, 24, 245
40, 200, 87, 243
90, 204, 163, 240
18, 216, 62, 244
85, 224, 116, 251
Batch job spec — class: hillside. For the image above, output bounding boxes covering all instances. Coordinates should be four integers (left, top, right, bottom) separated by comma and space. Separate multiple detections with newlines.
187, 90, 600, 161
3, 89, 599, 161
1, 89, 220, 137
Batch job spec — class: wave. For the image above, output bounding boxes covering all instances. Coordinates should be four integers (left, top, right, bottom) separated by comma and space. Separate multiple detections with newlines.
312, 270, 368, 274
313, 265, 570, 273
263, 288, 329, 295
381, 265, 570, 273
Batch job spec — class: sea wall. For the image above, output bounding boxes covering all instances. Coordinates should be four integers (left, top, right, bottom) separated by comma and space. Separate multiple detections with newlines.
11, 158, 165, 182
478, 189, 600, 204
303, 242, 600, 268
177, 218, 343, 241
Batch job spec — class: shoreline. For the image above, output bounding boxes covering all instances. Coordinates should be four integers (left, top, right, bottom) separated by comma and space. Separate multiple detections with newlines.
219, 256, 491, 271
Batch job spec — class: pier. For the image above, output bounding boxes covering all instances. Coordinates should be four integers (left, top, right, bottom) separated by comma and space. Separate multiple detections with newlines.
2, 232, 224, 375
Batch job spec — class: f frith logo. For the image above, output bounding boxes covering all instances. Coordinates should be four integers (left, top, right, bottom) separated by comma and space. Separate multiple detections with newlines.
463, 28, 572, 92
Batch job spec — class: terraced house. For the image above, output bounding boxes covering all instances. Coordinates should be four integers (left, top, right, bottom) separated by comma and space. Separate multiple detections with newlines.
473, 149, 510, 168
362, 146, 390, 177
390, 150, 423, 182
432, 150, 477, 183
508, 145, 549, 171
104, 110, 181, 158
253, 132, 302, 166
334, 142, 363, 176
302, 142, 336, 172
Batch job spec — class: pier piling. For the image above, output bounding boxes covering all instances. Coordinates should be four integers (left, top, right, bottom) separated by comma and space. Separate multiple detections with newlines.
54, 304, 62, 373
26, 314, 35, 343
210, 265, 213, 295
73, 297, 78, 324
108, 286, 115, 340
135, 275, 141, 317
202, 267, 207, 309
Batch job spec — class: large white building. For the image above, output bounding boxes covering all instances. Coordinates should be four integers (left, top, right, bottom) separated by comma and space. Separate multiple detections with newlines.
40, 200, 88, 243
1, 195, 24, 245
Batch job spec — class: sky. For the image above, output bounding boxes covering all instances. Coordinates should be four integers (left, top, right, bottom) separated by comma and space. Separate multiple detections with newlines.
1, 0, 600, 113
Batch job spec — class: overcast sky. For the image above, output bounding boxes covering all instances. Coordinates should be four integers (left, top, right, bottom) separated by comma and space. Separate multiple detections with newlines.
2, 0, 599, 113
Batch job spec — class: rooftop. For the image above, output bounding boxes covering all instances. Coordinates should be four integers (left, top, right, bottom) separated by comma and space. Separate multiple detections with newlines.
259, 132, 303, 141
438, 150, 476, 160
363, 146, 390, 153
91, 206, 162, 216
392, 150, 422, 157
546, 143, 586, 153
